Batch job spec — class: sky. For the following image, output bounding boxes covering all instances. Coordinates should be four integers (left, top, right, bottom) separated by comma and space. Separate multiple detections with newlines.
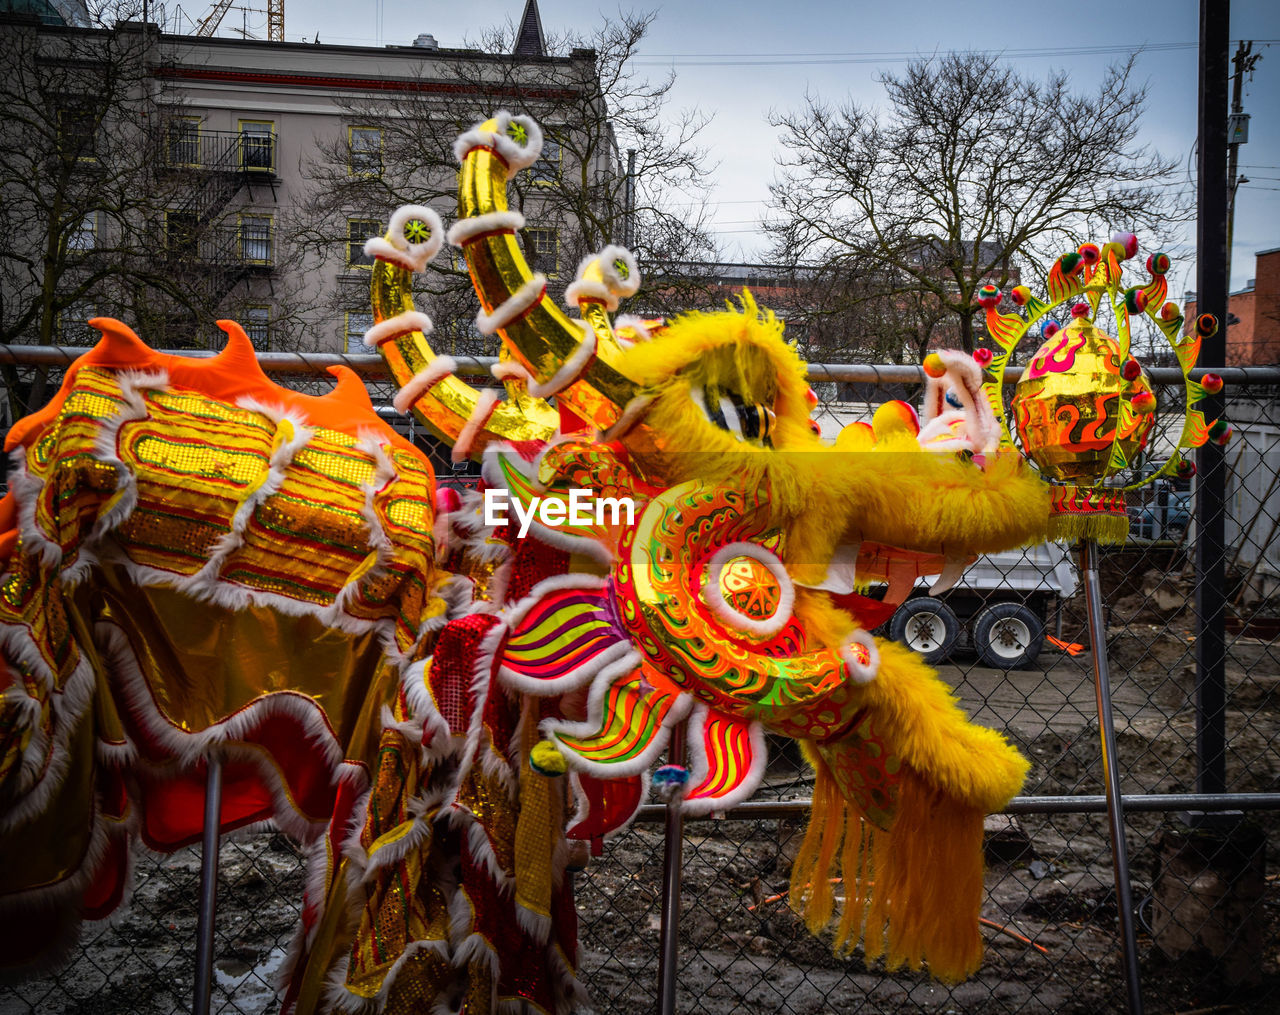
204, 0, 1280, 297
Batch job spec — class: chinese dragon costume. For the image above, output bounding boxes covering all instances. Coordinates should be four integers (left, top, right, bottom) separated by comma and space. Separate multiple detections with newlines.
0, 112, 1053, 1011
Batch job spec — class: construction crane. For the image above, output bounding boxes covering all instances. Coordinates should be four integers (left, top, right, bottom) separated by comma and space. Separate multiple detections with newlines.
195, 0, 284, 41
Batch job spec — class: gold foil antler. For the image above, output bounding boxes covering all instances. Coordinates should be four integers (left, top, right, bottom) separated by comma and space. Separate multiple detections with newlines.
450, 112, 644, 432
366, 205, 560, 460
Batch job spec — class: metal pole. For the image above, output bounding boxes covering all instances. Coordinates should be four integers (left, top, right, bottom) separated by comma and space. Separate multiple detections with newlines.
193, 754, 223, 1015
1195, 0, 1231, 799
623, 149, 637, 249
1080, 541, 1144, 1015
656, 727, 686, 1015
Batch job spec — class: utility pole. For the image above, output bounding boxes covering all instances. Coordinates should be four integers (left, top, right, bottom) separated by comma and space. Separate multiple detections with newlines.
623, 149, 637, 249
1226, 40, 1261, 284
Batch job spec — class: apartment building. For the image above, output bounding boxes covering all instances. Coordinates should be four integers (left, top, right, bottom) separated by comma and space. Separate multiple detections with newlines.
0, 1, 613, 355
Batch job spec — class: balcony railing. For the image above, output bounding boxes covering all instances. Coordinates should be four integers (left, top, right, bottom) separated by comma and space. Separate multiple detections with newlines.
164, 128, 277, 176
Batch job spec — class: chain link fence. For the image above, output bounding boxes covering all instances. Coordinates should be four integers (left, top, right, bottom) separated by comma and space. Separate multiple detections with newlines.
1, 348, 1277, 1014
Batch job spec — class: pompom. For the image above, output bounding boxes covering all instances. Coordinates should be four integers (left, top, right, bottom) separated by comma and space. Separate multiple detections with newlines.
530, 740, 568, 776
1209, 418, 1232, 445
1078, 243, 1101, 265
1196, 314, 1219, 338
1124, 287, 1149, 314
976, 284, 1002, 309
1041, 321, 1061, 340
1160, 301, 1181, 322
923, 352, 947, 378
1070, 303, 1090, 319
1131, 391, 1156, 414
1176, 458, 1197, 479
973, 347, 994, 367
1201, 373, 1224, 395
436, 486, 463, 515
1147, 252, 1170, 276
1121, 358, 1142, 381
1060, 252, 1083, 275
1010, 285, 1031, 306
1111, 231, 1139, 260
652, 764, 689, 803
805, 387, 820, 407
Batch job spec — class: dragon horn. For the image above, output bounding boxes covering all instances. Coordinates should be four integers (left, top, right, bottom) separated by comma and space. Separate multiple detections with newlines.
449, 112, 644, 432
367, 205, 560, 460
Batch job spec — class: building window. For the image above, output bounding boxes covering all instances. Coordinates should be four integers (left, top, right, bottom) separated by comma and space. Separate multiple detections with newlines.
243, 305, 271, 349
239, 214, 273, 264
166, 210, 198, 258
348, 219, 380, 268
524, 227, 559, 276
348, 127, 383, 177
68, 212, 98, 252
57, 300, 97, 344
345, 311, 373, 353
58, 108, 97, 161
238, 120, 275, 173
167, 116, 201, 166
530, 137, 562, 184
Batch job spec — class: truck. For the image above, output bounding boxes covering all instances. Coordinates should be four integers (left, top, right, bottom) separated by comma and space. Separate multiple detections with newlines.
886, 542, 1078, 669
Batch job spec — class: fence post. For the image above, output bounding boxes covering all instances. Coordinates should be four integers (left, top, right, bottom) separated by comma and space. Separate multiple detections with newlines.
1080, 541, 1145, 1015
193, 754, 223, 1015
656, 727, 686, 1015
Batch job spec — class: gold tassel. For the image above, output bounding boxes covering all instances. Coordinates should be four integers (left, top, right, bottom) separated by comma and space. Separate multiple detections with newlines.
789, 750, 987, 983
1049, 511, 1130, 545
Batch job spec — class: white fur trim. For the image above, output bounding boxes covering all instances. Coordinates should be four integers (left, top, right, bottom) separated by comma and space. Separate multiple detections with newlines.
451, 389, 500, 464
612, 314, 653, 347
563, 278, 614, 310
680, 707, 768, 817
363, 311, 433, 348
699, 541, 795, 640
393, 357, 457, 415
446, 209, 525, 247
361, 205, 443, 273
525, 320, 596, 399
197, 401, 313, 584
475, 275, 546, 336
490, 360, 531, 383
540, 653, 694, 779
452, 111, 543, 175
840, 629, 880, 685
596, 245, 640, 296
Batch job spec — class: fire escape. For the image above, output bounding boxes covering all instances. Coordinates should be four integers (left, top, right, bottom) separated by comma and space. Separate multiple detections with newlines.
161, 124, 278, 337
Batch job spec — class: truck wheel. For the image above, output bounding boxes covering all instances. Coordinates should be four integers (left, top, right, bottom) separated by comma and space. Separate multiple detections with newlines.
890, 598, 961, 665
972, 603, 1044, 670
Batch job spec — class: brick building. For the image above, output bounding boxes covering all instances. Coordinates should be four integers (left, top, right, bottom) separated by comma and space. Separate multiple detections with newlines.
1185, 247, 1280, 366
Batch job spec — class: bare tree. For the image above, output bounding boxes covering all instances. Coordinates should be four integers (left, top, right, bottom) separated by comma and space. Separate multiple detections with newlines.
288, 9, 717, 347
767, 53, 1187, 360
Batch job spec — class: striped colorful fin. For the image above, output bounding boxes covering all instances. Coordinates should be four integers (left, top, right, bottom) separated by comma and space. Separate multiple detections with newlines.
682, 706, 767, 817
498, 578, 631, 694
1141, 273, 1168, 311
1181, 408, 1212, 448
1047, 255, 1086, 303
1173, 335, 1202, 373
544, 662, 689, 777
982, 307, 1027, 352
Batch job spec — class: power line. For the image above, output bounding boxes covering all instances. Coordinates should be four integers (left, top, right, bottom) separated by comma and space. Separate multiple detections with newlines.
632, 40, 1280, 68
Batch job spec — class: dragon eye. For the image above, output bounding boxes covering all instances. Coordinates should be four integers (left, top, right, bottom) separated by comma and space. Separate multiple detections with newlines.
692, 386, 775, 446
945, 390, 963, 409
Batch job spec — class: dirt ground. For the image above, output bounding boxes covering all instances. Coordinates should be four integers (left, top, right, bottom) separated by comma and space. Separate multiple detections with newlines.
3, 611, 1277, 1015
